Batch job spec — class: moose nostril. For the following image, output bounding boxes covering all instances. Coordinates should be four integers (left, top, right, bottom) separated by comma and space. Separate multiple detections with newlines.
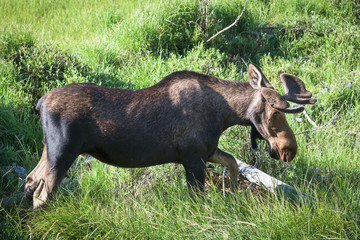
282, 150, 295, 162
283, 153, 289, 162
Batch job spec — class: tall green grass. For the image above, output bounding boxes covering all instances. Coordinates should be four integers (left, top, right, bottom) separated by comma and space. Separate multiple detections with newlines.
19, 161, 360, 239
0, 0, 359, 239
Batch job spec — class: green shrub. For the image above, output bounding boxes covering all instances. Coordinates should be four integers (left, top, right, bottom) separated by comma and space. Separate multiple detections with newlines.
11, 44, 91, 106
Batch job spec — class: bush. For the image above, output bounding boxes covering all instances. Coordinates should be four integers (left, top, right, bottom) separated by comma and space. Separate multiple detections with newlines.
11, 44, 91, 106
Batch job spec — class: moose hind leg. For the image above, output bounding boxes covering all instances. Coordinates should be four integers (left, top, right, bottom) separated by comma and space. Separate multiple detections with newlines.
25, 143, 78, 209
25, 144, 48, 200
208, 148, 239, 191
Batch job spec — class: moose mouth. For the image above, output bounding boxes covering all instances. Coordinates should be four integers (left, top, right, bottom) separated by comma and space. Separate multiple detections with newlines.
269, 145, 294, 162
269, 145, 280, 160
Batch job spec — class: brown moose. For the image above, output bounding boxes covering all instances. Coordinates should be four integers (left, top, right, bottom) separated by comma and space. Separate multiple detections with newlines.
25, 64, 316, 209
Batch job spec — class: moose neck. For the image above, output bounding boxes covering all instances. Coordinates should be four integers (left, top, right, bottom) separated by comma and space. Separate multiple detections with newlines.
210, 80, 258, 130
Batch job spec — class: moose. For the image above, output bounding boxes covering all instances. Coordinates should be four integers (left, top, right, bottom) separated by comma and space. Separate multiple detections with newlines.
25, 64, 316, 209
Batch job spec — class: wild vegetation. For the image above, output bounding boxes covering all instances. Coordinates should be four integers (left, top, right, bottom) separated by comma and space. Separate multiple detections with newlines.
0, 0, 359, 239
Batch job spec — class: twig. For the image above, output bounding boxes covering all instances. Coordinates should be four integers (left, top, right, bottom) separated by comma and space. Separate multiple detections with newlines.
303, 110, 318, 128
295, 102, 345, 135
205, 0, 247, 43
222, 167, 227, 197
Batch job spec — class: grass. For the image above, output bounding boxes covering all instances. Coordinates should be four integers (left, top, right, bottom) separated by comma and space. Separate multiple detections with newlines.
0, 0, 360, 239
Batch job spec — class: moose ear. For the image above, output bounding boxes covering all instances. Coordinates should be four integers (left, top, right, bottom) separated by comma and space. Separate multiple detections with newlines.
248, 64, 263, 89
248, 64, 274, 89
261, 88, 290, 110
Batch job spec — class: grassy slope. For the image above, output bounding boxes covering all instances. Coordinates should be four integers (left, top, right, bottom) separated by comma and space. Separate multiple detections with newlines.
0, 0, 359, 239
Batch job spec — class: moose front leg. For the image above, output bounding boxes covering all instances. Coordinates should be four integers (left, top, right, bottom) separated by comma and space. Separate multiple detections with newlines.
183, 157, 207, 193
208, 148, 239, 191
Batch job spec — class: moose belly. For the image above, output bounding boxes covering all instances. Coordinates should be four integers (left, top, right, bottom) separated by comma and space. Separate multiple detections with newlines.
85, 137, 179, 168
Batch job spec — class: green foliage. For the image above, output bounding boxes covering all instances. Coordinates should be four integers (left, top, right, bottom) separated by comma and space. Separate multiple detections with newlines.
12, 44, 91, 105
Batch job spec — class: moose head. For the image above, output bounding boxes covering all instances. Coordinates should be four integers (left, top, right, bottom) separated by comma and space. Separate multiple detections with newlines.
247, 64, 317, 162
